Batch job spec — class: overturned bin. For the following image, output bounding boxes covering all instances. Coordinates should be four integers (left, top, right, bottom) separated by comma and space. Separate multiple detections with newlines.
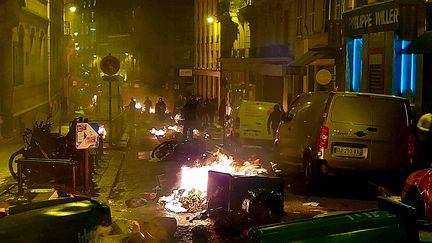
0, 196, 111, 243
249, 196, 419, 243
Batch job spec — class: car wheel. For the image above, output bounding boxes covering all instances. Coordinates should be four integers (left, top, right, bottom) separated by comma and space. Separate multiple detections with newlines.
403, 187, 425, 220
303, 153, 319, 186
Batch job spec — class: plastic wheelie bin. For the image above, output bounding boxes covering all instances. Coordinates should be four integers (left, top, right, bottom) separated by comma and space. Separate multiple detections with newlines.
0, 196, 111, 243
249, 196, 419, 243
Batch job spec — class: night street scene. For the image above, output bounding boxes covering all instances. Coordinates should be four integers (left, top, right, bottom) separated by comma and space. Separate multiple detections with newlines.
3, 0, 432, 242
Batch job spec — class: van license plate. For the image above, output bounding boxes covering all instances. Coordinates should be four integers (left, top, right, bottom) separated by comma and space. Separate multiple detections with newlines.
333, 146, 367, 158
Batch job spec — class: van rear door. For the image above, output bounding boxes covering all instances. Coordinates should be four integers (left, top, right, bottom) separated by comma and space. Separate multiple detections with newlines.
327, 95, 373, 169
369, 97, 411, 171
238, 101, 275, 140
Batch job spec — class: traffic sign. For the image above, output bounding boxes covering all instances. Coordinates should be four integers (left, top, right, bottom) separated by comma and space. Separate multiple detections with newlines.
100, 55, 120, 75
76, 122, 100, 149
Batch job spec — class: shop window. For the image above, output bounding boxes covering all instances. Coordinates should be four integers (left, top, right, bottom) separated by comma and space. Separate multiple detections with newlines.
394, 39, 416, 95
346, 37, 363, 92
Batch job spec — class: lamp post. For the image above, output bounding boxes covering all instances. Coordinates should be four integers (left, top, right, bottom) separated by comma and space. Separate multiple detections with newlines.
61, 1, 77, 132
100, 54, 120, 146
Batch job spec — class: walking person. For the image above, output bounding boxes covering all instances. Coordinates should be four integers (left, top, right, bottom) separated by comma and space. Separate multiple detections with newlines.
267, 104, 283, 139
155, 97, 167, 123
208, 98, 217, 126
127, 97, 137, 123
181, 96, 198, 140
201, 98, 209, 128
144, 97, 153, 115
219, 98, 226, 127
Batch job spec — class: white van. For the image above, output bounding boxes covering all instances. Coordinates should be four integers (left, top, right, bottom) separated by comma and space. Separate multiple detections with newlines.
275, 92, 416, 185
225, 100, 277, 147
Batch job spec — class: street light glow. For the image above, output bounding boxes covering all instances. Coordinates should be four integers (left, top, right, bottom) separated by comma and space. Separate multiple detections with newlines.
73, 32, 78, 36
207, 16, 214, 23
125, 52, 129, 56
69, 6, 77, 12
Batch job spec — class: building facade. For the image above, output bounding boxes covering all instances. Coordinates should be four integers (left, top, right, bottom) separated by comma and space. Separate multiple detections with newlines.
342, 0, 422, 115
195, 0, 342, 112
0, 0, 65, 138
194, 0, 222, 106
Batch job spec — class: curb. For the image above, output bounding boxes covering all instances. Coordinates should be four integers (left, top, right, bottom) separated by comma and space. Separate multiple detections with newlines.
95, 128, 130, 202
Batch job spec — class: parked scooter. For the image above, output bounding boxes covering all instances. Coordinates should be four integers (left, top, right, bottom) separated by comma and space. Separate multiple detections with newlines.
151, 137, 208, 163
8, 117, 85, 183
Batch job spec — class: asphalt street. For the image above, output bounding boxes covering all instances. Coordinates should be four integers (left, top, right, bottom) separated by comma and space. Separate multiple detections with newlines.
1, 114, 432, 241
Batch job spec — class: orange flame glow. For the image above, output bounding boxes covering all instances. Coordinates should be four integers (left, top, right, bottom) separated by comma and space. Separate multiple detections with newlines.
158, 151, 267, 213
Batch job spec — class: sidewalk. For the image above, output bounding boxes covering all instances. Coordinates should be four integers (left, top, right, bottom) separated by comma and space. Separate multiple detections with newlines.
0, 122, 129, 205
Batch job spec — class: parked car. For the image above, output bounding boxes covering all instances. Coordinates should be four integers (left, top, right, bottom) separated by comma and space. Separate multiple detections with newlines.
224, 100, 277, 148
402, 168, 432, 220
275, 91, 416, 185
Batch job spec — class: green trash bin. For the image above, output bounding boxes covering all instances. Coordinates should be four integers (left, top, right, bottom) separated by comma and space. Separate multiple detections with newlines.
0, 196, 111, 243
249, 197, 419, 243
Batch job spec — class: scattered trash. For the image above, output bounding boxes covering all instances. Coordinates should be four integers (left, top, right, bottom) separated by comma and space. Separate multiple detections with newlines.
91, 219, 145, 243
137, 151, 150, 160
310, 209, 328, 214
191, 225, 209, 242
116, 208, 128, 212
302, 202, 319, 207
125, 197, 148, 208
138, 192, 157, 200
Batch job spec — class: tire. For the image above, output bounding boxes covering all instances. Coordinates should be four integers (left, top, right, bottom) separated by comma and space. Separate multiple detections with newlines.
151, 141, 177, 160
303, 153, 320, 186
9, 150, 24, 180
403, 187, 425, 220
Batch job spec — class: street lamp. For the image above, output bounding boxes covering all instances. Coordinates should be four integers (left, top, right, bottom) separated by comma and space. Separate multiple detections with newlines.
207, 16, 215, 24
69, 6, 77, 12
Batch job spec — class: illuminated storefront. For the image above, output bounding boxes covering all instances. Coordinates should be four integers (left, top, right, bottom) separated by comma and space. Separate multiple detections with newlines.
343, 1, 419, 101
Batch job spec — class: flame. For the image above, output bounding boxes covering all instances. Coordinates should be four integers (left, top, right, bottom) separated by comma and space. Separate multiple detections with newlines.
168, 125, 182, 133
135, 102, 142, 110
149, 127, 166, 136
158, 151, 267, 213
98, 125, 107, 139
173, 113, 182, 123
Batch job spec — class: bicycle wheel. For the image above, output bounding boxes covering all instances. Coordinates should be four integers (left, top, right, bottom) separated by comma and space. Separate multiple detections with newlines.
151, 141, 176, 160
9, 150, 25, 180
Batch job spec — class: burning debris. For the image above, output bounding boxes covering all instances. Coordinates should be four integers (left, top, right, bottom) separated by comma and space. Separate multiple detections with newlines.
149, 125, 183, 137
158, 151, 270, 213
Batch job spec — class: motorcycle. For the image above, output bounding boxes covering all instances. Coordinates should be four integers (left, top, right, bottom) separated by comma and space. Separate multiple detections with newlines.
8, 117, 85, 183
151, 137, 208, 163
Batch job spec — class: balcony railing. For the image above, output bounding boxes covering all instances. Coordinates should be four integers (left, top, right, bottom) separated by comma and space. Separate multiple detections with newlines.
225, 45, 290, 59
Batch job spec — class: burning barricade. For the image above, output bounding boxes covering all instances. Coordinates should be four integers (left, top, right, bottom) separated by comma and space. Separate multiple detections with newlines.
158, 151, 285, 236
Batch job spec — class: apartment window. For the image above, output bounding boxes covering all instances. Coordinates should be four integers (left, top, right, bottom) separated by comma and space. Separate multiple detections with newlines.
344, 0, 354, 11
346, 37, 363, 91
355, 0, 367, 8
296, 0, 303, 37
